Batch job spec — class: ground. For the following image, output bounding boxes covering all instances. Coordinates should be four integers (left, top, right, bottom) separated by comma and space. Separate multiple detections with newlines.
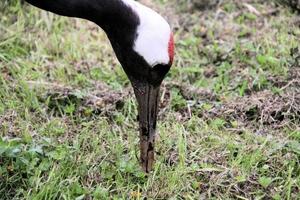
0, 0, 300, 199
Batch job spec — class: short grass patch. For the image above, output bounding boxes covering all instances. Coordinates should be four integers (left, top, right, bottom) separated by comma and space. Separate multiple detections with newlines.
1, 0, 300, 199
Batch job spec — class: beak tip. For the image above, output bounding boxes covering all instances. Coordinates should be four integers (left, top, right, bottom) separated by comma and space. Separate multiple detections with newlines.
140, 157, 154, 173
140, 139, 155, 173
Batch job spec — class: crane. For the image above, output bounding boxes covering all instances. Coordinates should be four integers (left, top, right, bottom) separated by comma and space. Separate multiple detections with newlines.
24, 0, 174, 173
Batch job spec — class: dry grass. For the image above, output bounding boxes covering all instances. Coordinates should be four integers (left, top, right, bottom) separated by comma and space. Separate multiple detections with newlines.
1, 0, 300, 199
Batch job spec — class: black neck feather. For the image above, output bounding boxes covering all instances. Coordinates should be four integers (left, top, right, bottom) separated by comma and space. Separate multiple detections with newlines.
25, 0, 169, 85
25, 0, 139, 47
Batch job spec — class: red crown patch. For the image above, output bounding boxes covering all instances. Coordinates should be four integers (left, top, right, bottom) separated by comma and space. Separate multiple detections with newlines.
168, 33, 175, 65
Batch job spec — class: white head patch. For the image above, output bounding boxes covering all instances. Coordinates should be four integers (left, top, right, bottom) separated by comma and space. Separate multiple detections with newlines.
121, 0, 172, 67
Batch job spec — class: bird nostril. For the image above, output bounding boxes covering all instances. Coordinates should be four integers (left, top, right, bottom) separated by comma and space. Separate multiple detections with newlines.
152, 123, 156, 130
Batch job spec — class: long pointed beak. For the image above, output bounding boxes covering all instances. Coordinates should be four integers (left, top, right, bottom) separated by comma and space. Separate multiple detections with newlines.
132, 81, 160, 173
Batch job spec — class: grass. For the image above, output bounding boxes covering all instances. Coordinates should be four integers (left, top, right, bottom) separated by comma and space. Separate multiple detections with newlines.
1, 0, 300, 199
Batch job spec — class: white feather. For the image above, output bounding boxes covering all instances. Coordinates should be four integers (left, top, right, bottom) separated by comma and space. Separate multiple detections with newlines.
121, 0, 171, 67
